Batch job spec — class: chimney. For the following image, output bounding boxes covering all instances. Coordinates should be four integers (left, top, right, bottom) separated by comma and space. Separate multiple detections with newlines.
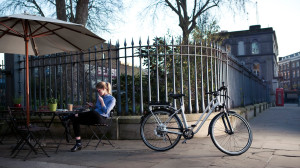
249, 25, 261, 31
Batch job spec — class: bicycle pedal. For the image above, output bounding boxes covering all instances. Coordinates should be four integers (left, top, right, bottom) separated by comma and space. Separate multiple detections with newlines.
182, 139, 188, 144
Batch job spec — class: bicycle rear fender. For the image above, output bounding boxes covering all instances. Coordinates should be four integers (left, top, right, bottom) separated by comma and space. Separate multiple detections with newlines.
207, 111, 236, 136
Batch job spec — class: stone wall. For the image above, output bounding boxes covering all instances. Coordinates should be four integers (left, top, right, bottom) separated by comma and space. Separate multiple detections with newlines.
1, 102, 269, 140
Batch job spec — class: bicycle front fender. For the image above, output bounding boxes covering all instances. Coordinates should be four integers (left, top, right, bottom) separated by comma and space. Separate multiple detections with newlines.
207, 111, 236, 136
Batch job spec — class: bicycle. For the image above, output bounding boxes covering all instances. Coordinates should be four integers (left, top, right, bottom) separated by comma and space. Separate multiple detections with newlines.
140, 83, 253, 156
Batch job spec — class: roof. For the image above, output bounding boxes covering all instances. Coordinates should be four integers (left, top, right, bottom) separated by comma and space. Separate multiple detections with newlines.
278, 52, 300, 62
220, 25, 275, 38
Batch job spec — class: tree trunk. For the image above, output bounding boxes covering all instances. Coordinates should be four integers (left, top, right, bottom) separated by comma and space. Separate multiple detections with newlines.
75, 0, 89, 25
56, 0, 67, 21
181, 19, 190, 45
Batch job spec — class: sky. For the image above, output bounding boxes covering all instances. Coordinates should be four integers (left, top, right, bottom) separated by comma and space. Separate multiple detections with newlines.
1, 0, 299, 64
100, 0, 300, 58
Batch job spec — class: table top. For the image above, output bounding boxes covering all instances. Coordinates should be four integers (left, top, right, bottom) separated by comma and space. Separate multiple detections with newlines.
34, 108, 91, 114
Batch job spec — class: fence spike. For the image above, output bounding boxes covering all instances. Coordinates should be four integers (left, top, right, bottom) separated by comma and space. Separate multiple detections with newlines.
147, 36, 150, 45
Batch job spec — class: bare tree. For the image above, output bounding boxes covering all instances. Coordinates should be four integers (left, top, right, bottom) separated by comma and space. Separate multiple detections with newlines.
0, 0, 123, 33
145, 0, 249, 44
56, 0, 67, 21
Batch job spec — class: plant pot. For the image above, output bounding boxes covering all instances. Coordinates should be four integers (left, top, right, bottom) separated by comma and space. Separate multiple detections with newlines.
48, 103, 57, 112
14, 104, 22, 107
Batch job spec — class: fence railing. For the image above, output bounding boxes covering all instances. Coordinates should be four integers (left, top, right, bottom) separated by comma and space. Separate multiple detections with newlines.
11, 37, 267, 115
0, 59, 5, 109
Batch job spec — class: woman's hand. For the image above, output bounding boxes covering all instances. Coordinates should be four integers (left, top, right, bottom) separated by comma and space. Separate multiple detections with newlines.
98, 95, 105, 107
98, 95, 103, 101
86, 102, 93, 107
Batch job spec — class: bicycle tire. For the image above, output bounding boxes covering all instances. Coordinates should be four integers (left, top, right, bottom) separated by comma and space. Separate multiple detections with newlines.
210, 111, 252, 155
140, 110, 183, 151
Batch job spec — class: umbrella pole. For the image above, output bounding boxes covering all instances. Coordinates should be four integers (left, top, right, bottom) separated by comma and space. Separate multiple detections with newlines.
25, 21, 30, 126
25, 40, 30, 126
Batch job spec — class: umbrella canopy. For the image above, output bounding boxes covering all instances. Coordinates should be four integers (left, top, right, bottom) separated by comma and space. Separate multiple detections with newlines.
0, 14, 105, 55
0, 14, 105, 125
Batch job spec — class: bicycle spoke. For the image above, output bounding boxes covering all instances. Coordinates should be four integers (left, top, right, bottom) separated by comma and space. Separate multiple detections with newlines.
210, 112, 252, 155
141, 110, 182, 151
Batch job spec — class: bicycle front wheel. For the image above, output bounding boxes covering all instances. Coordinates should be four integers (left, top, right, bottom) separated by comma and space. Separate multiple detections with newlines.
140, 110, 183, 151
210, 112, 252, 155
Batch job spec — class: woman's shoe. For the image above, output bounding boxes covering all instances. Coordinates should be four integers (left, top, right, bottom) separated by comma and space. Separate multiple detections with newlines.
71, 143, 82, 152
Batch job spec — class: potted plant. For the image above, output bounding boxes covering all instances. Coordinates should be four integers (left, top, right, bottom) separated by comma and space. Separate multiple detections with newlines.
13, 96, 22, 107
48, 97, 58, 112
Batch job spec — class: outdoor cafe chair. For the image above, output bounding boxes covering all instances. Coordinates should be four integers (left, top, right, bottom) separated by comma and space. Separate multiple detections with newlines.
84, 110, 115, 149
0, 109, 16, 144
8, 106, 50, 160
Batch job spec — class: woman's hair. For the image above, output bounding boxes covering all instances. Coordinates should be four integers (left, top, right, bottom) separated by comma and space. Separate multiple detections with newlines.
96, 81, 112, 94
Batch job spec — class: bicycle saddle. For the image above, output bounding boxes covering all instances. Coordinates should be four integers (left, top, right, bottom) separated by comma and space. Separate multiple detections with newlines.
169, 93, 185, 99
149, 102, 171, 106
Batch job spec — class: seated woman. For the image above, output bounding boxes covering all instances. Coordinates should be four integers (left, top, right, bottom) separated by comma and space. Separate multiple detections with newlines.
71, 81, 116, 152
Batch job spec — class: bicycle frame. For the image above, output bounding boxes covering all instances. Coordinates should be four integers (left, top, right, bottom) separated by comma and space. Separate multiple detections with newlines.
180, 96, 225, 135
149, 93, 227, 136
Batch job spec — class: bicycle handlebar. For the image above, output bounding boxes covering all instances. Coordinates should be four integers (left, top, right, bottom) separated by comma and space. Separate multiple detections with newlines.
205, 85, 227, 96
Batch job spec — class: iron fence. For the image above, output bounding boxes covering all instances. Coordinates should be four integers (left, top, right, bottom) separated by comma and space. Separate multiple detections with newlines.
11, 37, 267, 115
0, 59, 5, 110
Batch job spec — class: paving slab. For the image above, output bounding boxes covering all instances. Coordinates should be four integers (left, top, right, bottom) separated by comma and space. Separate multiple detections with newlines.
0, 104, 299, 168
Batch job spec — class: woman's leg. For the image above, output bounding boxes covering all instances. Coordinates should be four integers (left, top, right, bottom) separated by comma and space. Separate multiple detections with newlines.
71, 111, 106, 152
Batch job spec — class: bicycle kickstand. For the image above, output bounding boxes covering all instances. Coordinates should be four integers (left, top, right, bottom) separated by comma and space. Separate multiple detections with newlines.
182, 139, 188, 144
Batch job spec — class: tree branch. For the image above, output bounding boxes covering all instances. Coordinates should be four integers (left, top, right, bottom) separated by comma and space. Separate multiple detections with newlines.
164, 0, 179, 15
31, 0, 45, 16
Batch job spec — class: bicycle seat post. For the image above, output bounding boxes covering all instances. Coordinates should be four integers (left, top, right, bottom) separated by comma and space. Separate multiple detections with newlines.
179, 97, 189, 130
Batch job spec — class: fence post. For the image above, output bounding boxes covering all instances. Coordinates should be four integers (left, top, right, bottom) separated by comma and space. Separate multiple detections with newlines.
116, 41, 121, 115
147, 37, 151, 106
171, 37, 176, 108
124, 40, 129, 115
131, 39, 136, 114
139, 38, 143, 115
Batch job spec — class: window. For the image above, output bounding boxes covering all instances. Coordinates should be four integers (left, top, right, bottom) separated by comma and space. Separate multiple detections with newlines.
226, 44, 231, 55
253, 63, 260, 77
34, 68, 39, 77
297, 70, 299, 77
238, 41, 245, 56
58, 65, 62, 75
297, 61, 300, 67
292, 62, 295, 68
251, 41, 259, 54
293, 71, 296, 78
279, 65, 282, 71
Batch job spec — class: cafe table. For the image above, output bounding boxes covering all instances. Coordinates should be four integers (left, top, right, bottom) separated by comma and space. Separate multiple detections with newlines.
33, 107, 90, 152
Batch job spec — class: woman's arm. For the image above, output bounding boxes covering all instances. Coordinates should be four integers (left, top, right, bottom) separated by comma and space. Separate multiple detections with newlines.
98, 95, 105, 107
97, 96, 116, 116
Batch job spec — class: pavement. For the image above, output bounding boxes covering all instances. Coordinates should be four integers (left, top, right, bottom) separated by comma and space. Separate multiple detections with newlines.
0, 104, 299, 168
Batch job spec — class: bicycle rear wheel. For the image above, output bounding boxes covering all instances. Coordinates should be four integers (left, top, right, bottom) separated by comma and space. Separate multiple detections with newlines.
210, 112, 252, 155
140, 110, 183, 151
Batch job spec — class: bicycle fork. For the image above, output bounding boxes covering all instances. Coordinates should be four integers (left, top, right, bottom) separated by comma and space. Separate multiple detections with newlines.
222, 112, 234, 134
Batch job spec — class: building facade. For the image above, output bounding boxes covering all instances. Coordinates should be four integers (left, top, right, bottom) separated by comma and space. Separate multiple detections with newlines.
221, 25, 279, 103
278, 52, 300, 90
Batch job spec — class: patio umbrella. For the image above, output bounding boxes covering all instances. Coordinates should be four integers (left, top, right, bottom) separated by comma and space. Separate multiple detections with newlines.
0, 14, 105, 125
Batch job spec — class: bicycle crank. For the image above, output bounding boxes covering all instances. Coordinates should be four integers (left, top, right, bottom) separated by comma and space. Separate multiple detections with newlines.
183, 129, 194, 140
